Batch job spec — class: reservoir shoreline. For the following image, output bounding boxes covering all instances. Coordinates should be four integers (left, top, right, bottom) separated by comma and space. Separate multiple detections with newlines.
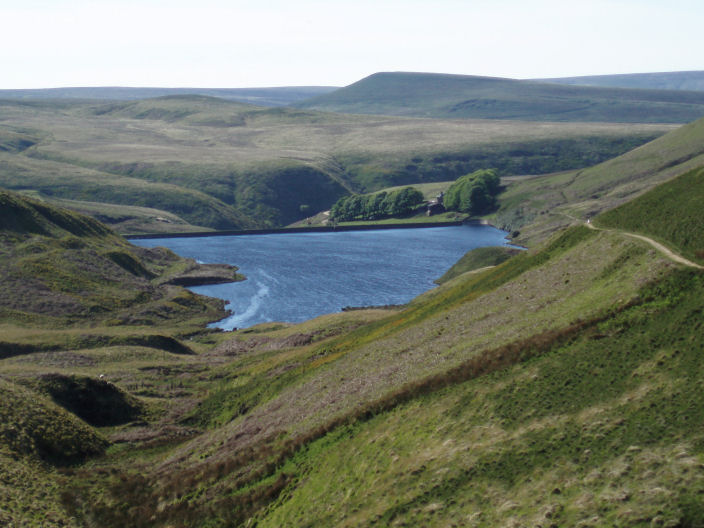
124, 220, 491, 240
130, 222, 509, 329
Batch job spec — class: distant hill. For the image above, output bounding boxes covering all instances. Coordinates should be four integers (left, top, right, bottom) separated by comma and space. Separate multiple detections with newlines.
295, 71, 704, 123
538, 70, 704, 92
0, 86, 338, 107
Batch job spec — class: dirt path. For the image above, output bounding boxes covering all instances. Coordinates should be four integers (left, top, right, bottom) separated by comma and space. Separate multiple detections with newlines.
582, 217, 704, 270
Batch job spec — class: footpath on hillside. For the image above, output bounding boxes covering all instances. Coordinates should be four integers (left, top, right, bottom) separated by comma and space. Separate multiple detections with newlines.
578, 216, 704, 270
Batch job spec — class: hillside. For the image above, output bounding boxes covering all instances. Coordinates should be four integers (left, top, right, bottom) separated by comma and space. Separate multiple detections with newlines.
33, 180, 700, 526
295, 71, 704, 122
0, 96, 670, 232
0, 189, 240, 328
0, 191, 252, 526
2, 114, 704, 526
539, 70, 704, 91
494, 115, 704, 244
596, 166, 704, 265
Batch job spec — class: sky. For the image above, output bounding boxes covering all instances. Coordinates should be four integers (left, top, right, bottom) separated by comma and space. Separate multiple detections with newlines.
1, 0, 703, 89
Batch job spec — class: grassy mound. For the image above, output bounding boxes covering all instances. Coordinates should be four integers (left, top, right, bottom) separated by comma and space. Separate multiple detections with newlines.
0, 378, 107, 463
596, 166, 704, 264
33, 374, 143, 427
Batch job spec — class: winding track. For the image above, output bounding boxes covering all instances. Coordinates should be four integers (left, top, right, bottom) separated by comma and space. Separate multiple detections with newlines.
582, 217, 704, 270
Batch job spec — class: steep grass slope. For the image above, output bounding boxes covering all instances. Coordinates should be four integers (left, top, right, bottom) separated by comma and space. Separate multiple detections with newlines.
496, 115, 704, 244
255, 268, 704, 527
297, 71, 704, 122
0, 96, 671, 231
596, 166, 704, 264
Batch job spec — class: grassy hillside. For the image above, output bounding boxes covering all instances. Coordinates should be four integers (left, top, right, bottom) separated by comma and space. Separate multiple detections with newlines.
540, 70, 704, 91
44, 212, 701, 527
596, 166, 704, 264
0, 189, 235, 328
253, 268, 704, 527
0, 95, 672, 232
296, 71, 704, 123
495, 115, 704, 244
0, 191, 260, 525
0, 103, 704, 528
2, 118, 704, 527
435, 246, 522, 284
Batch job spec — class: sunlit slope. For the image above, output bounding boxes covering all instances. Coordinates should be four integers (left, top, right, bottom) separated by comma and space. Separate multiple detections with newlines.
596, 166, 704, 264
498, 115, 704, 243
255, 267, 704, 527
0, 96, 672, 231
296, 71, 704, 122
85, 219, 700, 526
248, 174, 704, 527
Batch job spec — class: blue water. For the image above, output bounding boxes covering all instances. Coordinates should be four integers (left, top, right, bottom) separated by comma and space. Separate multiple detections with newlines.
131, 225, 511, 329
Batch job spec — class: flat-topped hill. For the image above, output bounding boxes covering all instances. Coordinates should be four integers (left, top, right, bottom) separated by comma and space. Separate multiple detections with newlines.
296, 71, 704, 122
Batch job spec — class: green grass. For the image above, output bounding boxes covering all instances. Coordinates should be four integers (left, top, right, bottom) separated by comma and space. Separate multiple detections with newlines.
63, 223, 679, 526
0, 377, 108, 463
596, 166, 704, 264
0, 95, 671, 231
253, 270, 704, 527
494, 116, 704, 246
434, 246, 522, 284
3, 120, 704, 527
0, 189, 232, 329
296, 71, 704, 123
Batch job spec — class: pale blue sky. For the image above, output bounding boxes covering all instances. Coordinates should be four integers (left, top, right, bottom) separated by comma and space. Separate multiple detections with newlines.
1, 0, 702, 88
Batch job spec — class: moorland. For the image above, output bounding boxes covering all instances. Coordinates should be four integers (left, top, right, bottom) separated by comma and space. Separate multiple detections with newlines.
0, 77, 682, 233
1, 71, 704, 527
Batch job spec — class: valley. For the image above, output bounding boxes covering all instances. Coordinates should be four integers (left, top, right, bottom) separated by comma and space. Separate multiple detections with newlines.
0, 89, 675, 234
1, 71, 704, 527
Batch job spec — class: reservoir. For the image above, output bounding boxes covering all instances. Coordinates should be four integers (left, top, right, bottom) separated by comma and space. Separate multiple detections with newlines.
131, 225, 511, 329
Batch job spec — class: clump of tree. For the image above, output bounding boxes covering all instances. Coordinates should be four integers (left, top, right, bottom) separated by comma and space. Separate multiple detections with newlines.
444, 169, 501, 215
330, 186, 425, 221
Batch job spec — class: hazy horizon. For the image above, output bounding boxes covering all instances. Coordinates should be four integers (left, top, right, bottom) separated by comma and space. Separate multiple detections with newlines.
2, 0, 703, 90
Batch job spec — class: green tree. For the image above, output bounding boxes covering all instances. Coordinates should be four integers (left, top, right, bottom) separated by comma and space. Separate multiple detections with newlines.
445, 169, 501, 215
